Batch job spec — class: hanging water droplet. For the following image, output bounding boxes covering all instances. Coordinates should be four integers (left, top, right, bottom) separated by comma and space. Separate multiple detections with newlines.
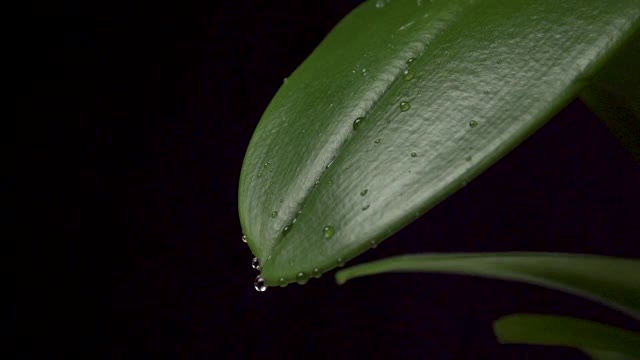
399, 101, 411, 112
374, 138, 381, 144
323, 225, 335, 239
252, 257, 261, 270
406, 58, 415, 65
312, 268, 321, 278
362, 204, 370, 211
271, 210, 278, 218
411, 152, 417, 157
279, 277, 287, 287
353, 117, 365, 130
283, 224, 293, 236
242, 234, 247, 243
337, 258, 345, 267
296, 272, 308, 285
469, 120, 478, 128
402, 68, 415, 81
283, 77, 288, 83
254, 275, 267, 292
360, 189, 368, 196
370, 239, 378, 248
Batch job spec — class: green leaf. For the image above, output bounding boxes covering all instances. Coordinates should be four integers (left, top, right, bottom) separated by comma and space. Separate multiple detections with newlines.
580, 34, 640, 161
585, 349, 640, 360
239, 0, 640, 286
334, 253, 640, 319
493, 314, 640, 359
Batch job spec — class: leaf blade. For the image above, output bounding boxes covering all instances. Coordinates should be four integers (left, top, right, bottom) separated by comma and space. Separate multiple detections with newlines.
334, 252, 640, 319
239, 0, 640, 285
493, 314, 640, 358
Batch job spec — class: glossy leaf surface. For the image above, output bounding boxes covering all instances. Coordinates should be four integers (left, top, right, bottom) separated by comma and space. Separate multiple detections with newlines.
239, 0, 640, 285
335, 253, 640, 319
494, 314, 640, 359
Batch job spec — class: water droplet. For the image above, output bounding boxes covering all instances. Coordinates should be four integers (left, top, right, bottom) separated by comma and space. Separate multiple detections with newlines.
312, 268, 321, 278
361, 68, 368, 76
297, 209, 303, 215
257, 172, 262, 178
375, 0, 385, 8
469, 120, 478, 128
268, 255, 272, 260
337, 258, 345, 267
242, 235, 247, 243
323, 225, 335, 239
326, 160, 334, 169
296, 272, 308, 284
402, 68, 415, 81
399, 101, 411, 112
370, 239, 378, 248
283, 77, 288, 83
411, 152, 417, 157
263, 162, 269, 167
283, 224, 293, 236
496, 59, 503, 64
360, 189, 368, 196
314, 180, 320, 187
252, 257, 260, 270
353, 117, 365, 130
374, 138, 381, 144
254, 276, 267, 292
362, 204, 370, 211
406, 58, 415, 65
279, 277, 287, 287
279, 198, 284, 203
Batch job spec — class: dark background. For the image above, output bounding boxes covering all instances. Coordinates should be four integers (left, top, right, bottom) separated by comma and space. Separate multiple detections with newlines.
23, 1, 640, 358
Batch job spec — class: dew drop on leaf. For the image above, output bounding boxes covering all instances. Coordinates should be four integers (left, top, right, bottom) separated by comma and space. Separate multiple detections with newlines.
242, 234, 247, 243
402, 68, 415, 80
399, 101, 411, 112
411, 152, 417, 157
353, 117, 365, 130
323, 225, 336, 239
469, 120, 478, 128
271, 210, 278, 218
360, 189, 368, 196
254, 276, 267, 292
252, 257, 260, 270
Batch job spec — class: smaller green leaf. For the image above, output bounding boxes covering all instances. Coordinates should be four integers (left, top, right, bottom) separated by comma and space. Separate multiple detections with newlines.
335, 252, 640, 319
585, 349, 640, 360
494, 314, 640, 359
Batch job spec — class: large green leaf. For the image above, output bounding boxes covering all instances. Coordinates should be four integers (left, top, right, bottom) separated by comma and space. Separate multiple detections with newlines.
335, 253, 640, 319
239, 0, 640, 287
493, 314, 640, 359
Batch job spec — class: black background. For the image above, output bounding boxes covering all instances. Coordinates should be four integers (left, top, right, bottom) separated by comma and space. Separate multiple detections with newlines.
23, 1, 640, 358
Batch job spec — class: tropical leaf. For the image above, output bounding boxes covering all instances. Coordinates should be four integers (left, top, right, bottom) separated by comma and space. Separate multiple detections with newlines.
239, 0, 640, 286
334, 252, 640, 319
494, 314, 640, 359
